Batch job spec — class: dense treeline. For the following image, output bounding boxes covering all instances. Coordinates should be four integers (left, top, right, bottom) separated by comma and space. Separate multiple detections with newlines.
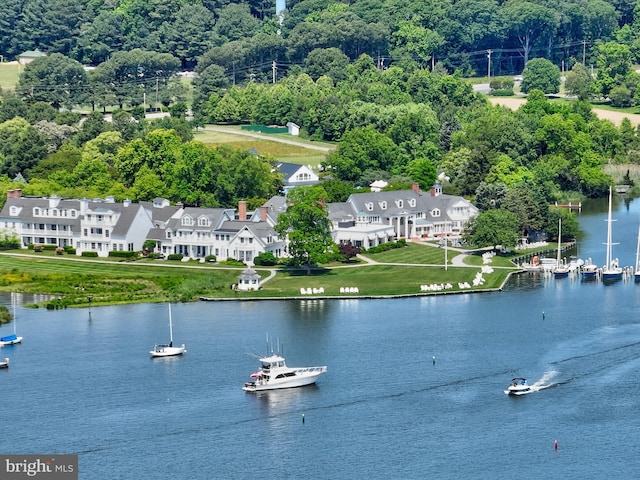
3, 0, 640, 246
1, 0, 635, 77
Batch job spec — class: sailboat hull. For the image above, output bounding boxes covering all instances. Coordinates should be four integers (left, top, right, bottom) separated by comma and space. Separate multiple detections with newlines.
150, 344, 186, 357
0, 334, 22, 346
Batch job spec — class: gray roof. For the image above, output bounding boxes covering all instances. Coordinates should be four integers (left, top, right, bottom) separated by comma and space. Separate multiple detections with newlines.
140, 200, 181, 224
166, 207, 230, 231
327, 202, 355, 221
0, 197, 81, 227
275, 162, 302, 183
262, 196, 287, 221
110, 204, 144, 237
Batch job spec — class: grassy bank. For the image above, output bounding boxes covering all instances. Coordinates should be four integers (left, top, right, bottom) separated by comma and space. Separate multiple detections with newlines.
0, 244, 519, 308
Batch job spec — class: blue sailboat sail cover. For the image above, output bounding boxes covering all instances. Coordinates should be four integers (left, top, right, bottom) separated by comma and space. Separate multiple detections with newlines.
1, 334, 17, 342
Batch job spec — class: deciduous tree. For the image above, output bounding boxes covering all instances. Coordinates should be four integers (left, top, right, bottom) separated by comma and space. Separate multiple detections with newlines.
275, 185, 336, 273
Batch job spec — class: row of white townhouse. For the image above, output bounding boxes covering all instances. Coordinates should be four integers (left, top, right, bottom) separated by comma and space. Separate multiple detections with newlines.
0, 183, 477, 261
0, 190, 287, 262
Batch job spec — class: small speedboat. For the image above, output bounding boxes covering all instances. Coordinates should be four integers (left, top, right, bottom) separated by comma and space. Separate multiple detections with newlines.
0, 357, 9, 368
243, 353, 327, 392
505, 377, 531, 396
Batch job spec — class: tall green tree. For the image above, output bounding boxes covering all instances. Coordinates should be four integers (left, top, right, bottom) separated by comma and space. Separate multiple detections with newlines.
502, 1, 558, 67
17, 53, 89, 109
462, 209, 521, 248
521, 58, 561, 94
564, 62, 593, 101
275, 185, 336, 273
594, 42, 632, 97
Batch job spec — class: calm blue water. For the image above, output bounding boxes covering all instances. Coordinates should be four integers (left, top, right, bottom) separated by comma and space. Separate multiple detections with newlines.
2, 198, 640, 479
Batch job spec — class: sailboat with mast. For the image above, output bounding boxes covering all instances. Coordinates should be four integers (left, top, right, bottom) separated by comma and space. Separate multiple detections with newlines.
149, 303, 186, 357
0, 294, 22, 346
602, 186, 623, 283
634, 221, 640, 283
554, 218, 570, 277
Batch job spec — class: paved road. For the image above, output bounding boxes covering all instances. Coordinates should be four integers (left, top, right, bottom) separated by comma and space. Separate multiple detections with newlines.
201, 126, 335, 152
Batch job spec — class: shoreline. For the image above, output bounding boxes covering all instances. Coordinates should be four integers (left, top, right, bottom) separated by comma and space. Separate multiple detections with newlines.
200, 270, 519, 302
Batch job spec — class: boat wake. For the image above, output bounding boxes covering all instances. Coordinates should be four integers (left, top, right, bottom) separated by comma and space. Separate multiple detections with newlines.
528, 370, 560, 392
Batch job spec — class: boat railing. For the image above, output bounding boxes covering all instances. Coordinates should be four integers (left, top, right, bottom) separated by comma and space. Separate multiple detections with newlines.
294, 366, 327, 374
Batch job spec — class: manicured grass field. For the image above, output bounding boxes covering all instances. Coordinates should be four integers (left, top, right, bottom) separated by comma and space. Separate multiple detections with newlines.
0, 62, 20, 91
0, 244, 519, 307
193, 126, 334, 167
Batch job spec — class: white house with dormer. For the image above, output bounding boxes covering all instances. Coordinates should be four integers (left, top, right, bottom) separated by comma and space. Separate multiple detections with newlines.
274, 162, 319, 193
0, 190, 154, 257
327, 182, 478, 248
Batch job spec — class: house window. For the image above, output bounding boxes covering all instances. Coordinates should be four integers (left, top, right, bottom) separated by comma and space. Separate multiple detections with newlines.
166, 231, 172, 238
409, 199, 416, 207
198, 217, 208, 227
9, 206, 18, 216
34, 208, 40, 216
365, 202, 373, 211
380, 201, 387, 210
181, 216, 193, 226
105, 230, 110, 238
432, 208, 441, 217
52, 210, 58, 216
396, 200, 403, 208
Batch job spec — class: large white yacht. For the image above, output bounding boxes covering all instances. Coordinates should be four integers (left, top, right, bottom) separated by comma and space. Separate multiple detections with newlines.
243, 353, 327, 392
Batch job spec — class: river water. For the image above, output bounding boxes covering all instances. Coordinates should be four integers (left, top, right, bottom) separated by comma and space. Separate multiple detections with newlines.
2, 196, 640, 479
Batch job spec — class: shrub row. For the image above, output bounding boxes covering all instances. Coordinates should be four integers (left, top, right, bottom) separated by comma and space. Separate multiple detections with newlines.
364, 239, 407, 254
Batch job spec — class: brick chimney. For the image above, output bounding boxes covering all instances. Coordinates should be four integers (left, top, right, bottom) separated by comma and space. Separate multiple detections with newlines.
238, 200, 247, 221
6, 189, 22, 199
411, 182, 420, 195
260, 206, 268, 222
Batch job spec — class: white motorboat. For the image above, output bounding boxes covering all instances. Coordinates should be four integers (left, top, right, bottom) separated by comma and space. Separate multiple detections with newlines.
243, 353, 327, 392
581, 258, 599, 279
602, 187, 623, 282
0, 357, 9, 368
0, 295, 22, 346
505, 377, 531, 396
150, 303, 186, 358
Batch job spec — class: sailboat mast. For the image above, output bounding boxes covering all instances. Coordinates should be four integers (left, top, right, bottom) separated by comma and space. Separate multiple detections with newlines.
557, 218, 562, 267
636, 223, 640, 271
12, 293, 16, 335
606, 186, 613, 269
168, 303, 174, 343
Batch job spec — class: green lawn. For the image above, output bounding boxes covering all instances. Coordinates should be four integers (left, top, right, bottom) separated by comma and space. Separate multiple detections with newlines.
0, 62, 20, 91
0, 248, 519, 307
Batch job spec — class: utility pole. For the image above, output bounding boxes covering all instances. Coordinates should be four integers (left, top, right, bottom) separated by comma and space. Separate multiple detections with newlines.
487, 49, 492, 80
582, 40, 586, 65
155, 77, 159, 111
272, 60, 277, 84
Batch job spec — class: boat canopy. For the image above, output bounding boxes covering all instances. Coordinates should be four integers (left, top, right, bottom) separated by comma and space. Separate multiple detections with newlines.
0, 334, 17, 342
